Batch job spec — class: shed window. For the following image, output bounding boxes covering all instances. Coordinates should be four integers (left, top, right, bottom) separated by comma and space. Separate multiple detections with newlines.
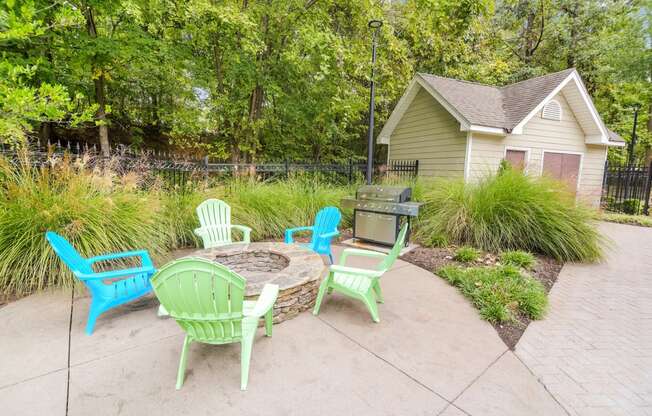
505, 149, 527, 171
542, 152, 581, 193
542, 100, 562, 121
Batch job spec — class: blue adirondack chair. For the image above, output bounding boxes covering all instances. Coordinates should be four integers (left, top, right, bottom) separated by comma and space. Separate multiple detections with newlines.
284, 207, 341, 263
45, 232, 156, 335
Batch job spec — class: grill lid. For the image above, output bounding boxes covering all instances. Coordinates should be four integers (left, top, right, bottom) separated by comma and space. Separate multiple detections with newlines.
356, 185, 411, 202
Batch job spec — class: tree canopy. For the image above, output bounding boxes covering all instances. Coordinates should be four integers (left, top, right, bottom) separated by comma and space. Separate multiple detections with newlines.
1, 0, 650, 163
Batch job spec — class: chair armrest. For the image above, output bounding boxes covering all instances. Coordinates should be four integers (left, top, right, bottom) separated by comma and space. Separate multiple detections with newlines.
330, 265, 383, 278
339, 248, 386, 266
318, 230, 340, 240
88, 250, 153, 268
193, 227, 206, 237
284, 226, 314, 244
77, 265, 156, 281
243, 284, 279, 318
231, 224, 252, 243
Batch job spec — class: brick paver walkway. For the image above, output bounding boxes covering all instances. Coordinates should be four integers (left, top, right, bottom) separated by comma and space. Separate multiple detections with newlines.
516, 222, 652, 416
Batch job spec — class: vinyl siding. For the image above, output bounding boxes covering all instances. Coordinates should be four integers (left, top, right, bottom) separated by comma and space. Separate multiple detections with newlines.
388, 87, 467, 178
468, 91, 607, 207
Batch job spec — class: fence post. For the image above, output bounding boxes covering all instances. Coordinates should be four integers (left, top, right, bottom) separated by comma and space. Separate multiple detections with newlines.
643, 162, 652, 215
285, 159, 289, 177
414, 160, 419, 176
348, 158, 353, 184
600, 159, 609, 207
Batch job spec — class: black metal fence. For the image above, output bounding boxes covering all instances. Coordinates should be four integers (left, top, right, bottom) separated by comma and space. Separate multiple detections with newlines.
0, 141, 419, 188
601, 161, 652, 215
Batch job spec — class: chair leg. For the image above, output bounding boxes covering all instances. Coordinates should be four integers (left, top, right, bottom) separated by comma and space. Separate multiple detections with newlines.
176, 336, 192, 390
312, 275, 330, 316
372, 281, 384, 304
264, 309, 273, 337
85, 302, 104, 335
328, 253, 334, 264
157, 304, 169, 317
240, 337, 254, 390
362, 293, 380, 323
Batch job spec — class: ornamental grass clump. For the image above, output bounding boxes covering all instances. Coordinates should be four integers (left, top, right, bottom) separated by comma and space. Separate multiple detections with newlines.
0, 155, 170, 296
437, 264, 547, 323
500, 250, 536, 269
415, 169, 603, 262
225, 176, 354, 240
454, 246, 479, 263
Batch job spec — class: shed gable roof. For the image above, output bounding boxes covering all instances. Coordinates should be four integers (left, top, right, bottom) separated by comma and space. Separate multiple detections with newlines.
378, 68, 621, 146
418, 68, 576, 131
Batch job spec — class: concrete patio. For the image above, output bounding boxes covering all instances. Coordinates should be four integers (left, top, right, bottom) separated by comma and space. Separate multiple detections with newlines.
1, 246, 565, 416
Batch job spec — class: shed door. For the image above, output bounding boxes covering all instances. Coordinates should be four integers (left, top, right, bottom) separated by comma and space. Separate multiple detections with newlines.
505, 149, 527, 171
542, 152, 581, 192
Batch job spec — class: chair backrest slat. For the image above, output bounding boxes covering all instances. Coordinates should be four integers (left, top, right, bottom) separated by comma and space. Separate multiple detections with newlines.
311, 206, 341, 252
151, 258, 246, 343
379, 224, 409, 272
45, 232, 94, 276
45, 231, 110, 294
196, 199, 233, 248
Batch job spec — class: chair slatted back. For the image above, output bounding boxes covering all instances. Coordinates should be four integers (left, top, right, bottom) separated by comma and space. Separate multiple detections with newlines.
378, 224, 409, 272
46, 232, 93, 276
196, 199, 233, 247
310, 207, 341, 253
46, 231, 110, 295
151, 258, 246, 343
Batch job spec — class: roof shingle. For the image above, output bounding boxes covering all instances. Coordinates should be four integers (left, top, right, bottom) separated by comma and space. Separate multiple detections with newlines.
418, 68, 576, 131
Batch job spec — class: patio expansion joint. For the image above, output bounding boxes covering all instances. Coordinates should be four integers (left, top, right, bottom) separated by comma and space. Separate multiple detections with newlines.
315, 315, 453, 408
68, 332, 182, 370
0, 367, 68, 391
65, 286, 74, 416
512, 348, 572, 416
436, 349, 508, 416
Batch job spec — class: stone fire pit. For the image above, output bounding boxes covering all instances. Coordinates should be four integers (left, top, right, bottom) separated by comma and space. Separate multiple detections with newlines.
191, 242, 326, 323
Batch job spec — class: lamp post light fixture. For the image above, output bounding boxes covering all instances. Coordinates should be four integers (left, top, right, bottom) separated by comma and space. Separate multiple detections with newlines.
365, 19, 383, 185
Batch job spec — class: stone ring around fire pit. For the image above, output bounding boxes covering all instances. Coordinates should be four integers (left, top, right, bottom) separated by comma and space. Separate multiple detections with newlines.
190, 242, 326, 324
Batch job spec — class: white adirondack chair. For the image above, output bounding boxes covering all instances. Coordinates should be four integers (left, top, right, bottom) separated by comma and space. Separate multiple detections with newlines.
194, 199, 252, 249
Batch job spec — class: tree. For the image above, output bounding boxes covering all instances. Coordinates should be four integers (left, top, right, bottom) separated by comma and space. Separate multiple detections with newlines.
0, 0, 94, 145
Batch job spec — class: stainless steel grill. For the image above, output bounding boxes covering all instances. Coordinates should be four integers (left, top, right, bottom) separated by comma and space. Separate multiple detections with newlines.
341, 185, 422, 246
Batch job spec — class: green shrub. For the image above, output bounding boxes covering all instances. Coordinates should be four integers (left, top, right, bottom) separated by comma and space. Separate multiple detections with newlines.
454, 246, 479, 263
500, 250, 536, 269
224, 176, 353, 240
0, 161, 355, 296
427, 233, 449, 247
0, 156, 170, 295
415, 169, 603, 262
622, 198, 642, 215
437, 264, 547, 323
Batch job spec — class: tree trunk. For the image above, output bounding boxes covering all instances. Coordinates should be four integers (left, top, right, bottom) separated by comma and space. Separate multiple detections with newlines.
248, 85, 264, 121
39, 122, 52, 146
85, 5, 110, 156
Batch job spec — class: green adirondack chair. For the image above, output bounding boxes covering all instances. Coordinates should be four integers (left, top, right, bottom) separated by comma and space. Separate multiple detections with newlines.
194, 199, 252, 249
313, 224, 408, 323
151, 257, 279, 390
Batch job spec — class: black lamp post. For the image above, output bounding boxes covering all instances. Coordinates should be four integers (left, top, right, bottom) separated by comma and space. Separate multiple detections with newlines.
627, 104, 641, 166
365, 19, 383, 185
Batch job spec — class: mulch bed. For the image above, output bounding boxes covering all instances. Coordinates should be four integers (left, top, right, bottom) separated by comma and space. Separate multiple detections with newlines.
400, 246, 563, 349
